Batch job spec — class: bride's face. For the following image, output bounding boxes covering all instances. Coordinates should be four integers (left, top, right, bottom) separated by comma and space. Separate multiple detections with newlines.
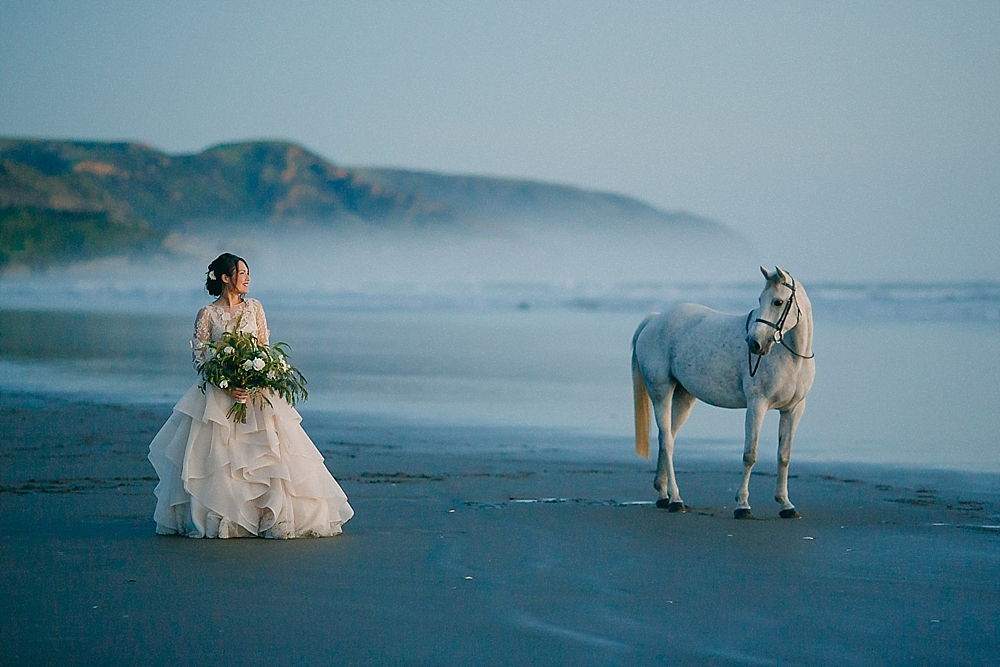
223, 261, 250, 295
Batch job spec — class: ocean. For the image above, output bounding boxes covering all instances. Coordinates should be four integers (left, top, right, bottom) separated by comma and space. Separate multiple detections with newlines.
1, 276, 998, 472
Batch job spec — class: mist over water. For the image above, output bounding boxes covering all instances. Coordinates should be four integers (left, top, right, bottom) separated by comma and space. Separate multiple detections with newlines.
5, 223, 997, 320
0, 222, 753, 309
194, 222, 755, 296
0, 221, 759, 315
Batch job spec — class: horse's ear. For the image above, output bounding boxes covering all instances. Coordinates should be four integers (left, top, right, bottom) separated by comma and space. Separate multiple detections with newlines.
775, 266, 788, 281
760, 266, 772, 280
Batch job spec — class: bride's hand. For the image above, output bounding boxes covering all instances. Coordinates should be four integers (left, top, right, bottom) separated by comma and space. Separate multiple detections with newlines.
228, 387, 250, 403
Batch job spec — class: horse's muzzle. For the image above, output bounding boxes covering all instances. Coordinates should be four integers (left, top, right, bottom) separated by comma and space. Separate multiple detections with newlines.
746, 336, 772, 356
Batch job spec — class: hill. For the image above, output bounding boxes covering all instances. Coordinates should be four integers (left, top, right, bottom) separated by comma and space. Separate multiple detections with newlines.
0, 138, 738, 268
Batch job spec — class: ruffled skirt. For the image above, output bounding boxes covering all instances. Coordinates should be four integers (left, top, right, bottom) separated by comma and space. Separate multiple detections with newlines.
148, 384, 354, 538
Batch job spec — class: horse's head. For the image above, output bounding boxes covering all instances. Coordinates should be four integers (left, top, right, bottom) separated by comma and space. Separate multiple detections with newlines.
746, 266, 801, 356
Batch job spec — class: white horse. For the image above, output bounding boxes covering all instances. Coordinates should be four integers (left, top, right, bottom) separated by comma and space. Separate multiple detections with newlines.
631, 267, 815, 519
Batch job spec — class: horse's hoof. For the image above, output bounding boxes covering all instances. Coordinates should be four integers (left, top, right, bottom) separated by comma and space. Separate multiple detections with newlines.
656, 499, 686, 512
779, 508, 802, 519
733, 508, 754, 520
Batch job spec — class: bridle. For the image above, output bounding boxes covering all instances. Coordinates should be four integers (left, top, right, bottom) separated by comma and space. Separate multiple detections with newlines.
745, 275, 815, 377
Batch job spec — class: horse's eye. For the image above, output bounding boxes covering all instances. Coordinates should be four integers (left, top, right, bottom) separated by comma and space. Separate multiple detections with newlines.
773, 299, 784, 307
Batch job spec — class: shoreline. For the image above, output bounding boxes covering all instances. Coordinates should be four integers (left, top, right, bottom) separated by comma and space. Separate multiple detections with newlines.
1, 390, 998, 665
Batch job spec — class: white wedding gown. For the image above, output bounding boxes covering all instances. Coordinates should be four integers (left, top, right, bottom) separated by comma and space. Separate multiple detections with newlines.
148, 298, 354, 538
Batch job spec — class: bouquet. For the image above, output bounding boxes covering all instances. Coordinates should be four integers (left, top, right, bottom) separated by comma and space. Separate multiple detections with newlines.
196, 316, 308, 423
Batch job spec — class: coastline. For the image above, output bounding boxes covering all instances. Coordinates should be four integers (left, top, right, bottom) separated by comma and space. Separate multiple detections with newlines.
1, 390, 998, 666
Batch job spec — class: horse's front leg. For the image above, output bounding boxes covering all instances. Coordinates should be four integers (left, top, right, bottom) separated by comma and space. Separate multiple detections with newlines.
775, 401, 805, 518
735, 400, 767, 519
652, 385, 685, 512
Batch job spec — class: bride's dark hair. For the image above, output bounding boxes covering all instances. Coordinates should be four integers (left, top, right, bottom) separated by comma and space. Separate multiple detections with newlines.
205, 253, 247, 296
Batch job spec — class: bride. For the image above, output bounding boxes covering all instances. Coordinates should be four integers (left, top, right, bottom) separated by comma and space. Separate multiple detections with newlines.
147, 253, 354, 538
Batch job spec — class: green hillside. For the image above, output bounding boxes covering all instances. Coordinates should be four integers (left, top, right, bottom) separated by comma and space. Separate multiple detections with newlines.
0, 206, 157, 268
352, 167, 719, 232
0, 137, 735, 269
0, 138, 456, 268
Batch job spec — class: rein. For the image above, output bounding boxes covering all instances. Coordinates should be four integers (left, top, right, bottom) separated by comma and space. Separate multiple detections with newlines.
745, 275, 815, 377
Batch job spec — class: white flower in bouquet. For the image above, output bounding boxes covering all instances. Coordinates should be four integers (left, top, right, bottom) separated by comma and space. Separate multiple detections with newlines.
224, 346, 234, 355
252, 357, 266, 371
219, 379, 229, 389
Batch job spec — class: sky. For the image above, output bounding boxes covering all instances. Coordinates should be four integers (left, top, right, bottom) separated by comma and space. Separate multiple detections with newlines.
1, 1, 998, 282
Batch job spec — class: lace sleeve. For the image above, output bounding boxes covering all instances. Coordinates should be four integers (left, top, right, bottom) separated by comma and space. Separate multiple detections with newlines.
252, 299, 270, 346
192, 306, 212, 368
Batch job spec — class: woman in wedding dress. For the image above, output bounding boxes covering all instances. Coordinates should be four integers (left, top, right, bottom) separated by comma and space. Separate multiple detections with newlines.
147, 253, 354, 538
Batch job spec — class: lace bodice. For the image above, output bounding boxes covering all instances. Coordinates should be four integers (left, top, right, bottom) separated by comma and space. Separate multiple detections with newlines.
192, 298, 270, 367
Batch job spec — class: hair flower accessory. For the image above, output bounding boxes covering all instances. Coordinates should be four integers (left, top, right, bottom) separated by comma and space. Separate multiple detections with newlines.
208, 270, 216, 280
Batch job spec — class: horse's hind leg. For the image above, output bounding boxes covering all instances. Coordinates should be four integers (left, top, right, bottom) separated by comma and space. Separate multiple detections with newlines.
775, 401, 805, 518
735, 400, 767, 519
671, 384, 696, 439
652, 382, 685, 512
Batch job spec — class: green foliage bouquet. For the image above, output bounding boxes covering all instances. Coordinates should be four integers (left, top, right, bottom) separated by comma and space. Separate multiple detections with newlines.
196, 316, 308, 423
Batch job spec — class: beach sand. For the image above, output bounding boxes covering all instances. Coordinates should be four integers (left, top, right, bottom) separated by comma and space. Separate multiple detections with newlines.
1, 391, 998, 666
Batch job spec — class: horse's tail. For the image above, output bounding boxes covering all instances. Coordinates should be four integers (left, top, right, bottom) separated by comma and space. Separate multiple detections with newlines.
632, 315, 656, 460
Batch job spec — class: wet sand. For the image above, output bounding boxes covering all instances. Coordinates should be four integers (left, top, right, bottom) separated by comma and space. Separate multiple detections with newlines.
1, 391, 998, 666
